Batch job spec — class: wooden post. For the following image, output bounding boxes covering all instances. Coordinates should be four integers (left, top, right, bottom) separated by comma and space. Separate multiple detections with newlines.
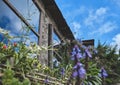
37, 11, 44, 64
38, 12, 44, 46
48, 24, 53, 68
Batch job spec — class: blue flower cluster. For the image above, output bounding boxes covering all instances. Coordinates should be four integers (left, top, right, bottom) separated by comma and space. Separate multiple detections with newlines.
71, 45, 92, 60
99, 67, 108, 78
72, 62, 86, 78
83, 46, 92, 58
71, 45, 86, 79
60, 68, 65, 76
70, 44, 108, 84
44, 76, 49, 85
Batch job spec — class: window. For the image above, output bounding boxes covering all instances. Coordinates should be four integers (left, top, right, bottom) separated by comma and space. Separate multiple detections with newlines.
9, 0, 39, 32
53, 32, 60, 46
0, 0, 39, 44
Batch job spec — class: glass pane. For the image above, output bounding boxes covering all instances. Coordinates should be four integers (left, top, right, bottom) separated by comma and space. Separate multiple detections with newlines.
12, 30, 38, 45
0, 0, 38, 44
9, 0, 40, 32
0, 1, 22, 36
53, 32, 60, 45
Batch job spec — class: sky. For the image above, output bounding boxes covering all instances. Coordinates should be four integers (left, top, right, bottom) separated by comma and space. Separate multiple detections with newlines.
55, 0, 120, 50
0, 0, 120, 51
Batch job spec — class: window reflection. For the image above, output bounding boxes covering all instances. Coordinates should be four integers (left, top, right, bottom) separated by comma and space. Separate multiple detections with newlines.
0, 0, 38, 44
9, 0, 39, 32
53, 32, 60, 45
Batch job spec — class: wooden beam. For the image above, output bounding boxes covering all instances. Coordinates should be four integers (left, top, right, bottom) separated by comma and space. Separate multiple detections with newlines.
32, 0, 45, 14
48, 24, 53, 68
53, 51, 62, 61
82, 39, 94, 46
32, 0, 66, 42
38, 12, 44, 46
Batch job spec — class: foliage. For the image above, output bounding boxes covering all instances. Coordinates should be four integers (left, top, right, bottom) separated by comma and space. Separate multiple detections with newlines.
84, 62, 102, 85
95, 42, 120, 84
1, 28, 120, 85
0, 28, 49, 84
54, 40, 119, 84
55, 41, 102, 85
2, 68, 30, 85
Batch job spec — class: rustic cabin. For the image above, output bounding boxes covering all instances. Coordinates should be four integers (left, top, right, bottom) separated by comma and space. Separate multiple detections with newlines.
1, 0, 75, 67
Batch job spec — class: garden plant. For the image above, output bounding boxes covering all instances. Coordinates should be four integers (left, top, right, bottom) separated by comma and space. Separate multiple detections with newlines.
0, 28, 120, 85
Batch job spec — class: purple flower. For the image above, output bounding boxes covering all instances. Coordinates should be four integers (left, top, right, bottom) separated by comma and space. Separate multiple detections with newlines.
72, 62, 86, 78
73, 62, 83, 69
71, 51, 76, 57
71, 45, 83, 60
99, 67, 108, 78
79, 67, 86, 78
44, 77, 49, 84
72, 70, 78, 77
60, 68, 65, 75
73, 45, 81, 53
77, 53, 83, 58
83, 47, 92, 58
71, 52, 83, 60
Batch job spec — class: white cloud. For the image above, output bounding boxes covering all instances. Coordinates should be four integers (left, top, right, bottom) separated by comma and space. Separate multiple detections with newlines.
112, 34, 120, 45
73, 6, 86, 17
111, 34, 120, 54
72, 22, 81, 29
96, 7, 107, 16
84, 7, 108, 27
85, 7, 118, 36
71, 21, 82, 38
112, 0, 120, 7
90, 21, 117, 35
65, 6, 86, 21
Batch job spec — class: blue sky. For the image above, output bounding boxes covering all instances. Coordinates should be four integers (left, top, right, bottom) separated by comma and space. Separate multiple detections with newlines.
0, 0, 120, 51
55, 0, 120, 49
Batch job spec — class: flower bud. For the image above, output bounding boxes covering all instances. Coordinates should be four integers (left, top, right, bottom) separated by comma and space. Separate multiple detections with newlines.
3, 44, 7, 49
14, 42, 17, 47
